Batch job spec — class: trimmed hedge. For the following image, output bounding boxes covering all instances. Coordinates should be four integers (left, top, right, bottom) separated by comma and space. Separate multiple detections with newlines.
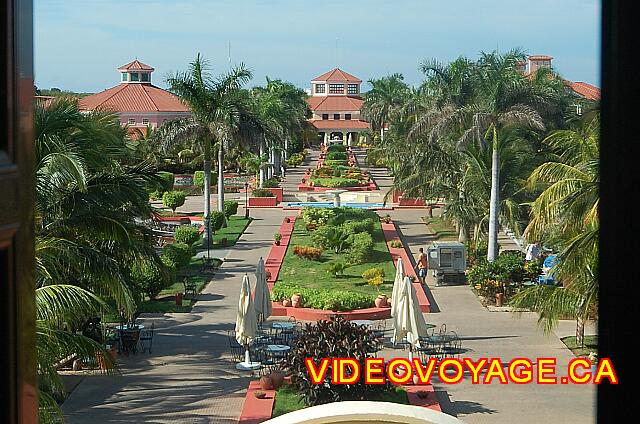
262, 178, 280, 188
157, 171, 174, 192
326, 151, 348, 161
160, 242, 193, 269
252, 188, 275, 197
223, 200, 239, 218
310, 177, 360, 188
272, 282, 375, 311
326, 144, 347, 153
162, 190, 186, 212
324, 159, 349, 167
174, 225, 200, 245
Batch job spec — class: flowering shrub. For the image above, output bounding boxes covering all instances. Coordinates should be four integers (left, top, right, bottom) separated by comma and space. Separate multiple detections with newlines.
293, 245, 323, 260
301, 207, 336, 226
362, 267, 385, 282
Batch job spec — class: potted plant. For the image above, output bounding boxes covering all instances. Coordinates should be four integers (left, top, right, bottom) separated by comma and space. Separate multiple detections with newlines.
383, 214, 392, 224
282, 299, 292, 307
274, 232, 282, 246
291, 293, 302, 308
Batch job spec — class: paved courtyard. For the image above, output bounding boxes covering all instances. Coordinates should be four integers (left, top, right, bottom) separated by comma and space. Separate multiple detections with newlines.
62, 148, 596, 423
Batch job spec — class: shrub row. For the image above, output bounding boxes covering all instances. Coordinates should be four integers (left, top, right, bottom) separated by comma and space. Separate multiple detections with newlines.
325, 151, 348, 161
174, 225, 200, 245
252, 188, 275, 197
326, 144, 347, 153
310, 177, 361, 188
272, 282, 375, 311
293, 245, 323, 260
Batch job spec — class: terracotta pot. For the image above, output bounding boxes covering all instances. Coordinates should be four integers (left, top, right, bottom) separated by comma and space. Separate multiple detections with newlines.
413, 374, 421, 385
282, 299, 292, 307
275, 240, 281, 246
260, 375, 274, 390
270, 371, 284, 389
375, 294, 388, 308
386, 297, 392, 307
291, 294, 302, 308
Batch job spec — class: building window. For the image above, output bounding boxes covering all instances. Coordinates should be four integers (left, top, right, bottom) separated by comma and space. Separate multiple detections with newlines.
322, 114, 329, 120
128, 118, 136, 125
142, 118, 149, 125
121, 73, 127, 82
129, 72, 139, 82
329, 83, 344, 94
141, 73, 150, 82
345, 114, 351, 120
347, 84, 358, 94
315, 84, 325, 94
333, 114, 340, 120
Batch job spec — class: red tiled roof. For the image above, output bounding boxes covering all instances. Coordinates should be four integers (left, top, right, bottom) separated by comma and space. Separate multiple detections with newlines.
306, 96, 363, 112
528, 55, 553, 61
118, 60, 154, 71
78, 83, 190, 113
312, 68, 362, 83
567, 81, 601, 101
310, 119, 369, 130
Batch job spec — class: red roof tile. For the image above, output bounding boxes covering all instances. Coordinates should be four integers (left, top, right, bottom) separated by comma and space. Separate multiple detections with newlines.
310, 119, 369, 130
118, 60, 154, 71
567, 81, 601, 101
78, 83, 190, 113
312, 68, 362, 83
306, 96, 363, 112
528, 55, 553, 61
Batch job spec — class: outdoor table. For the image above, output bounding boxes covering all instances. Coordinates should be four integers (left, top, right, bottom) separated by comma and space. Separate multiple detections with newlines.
272, 322, 296, 330
420, 334, 456, 344
115, 324, 144, 331
351, 320, 374, 327
265, 344, 291, 353
424, 324, 437, 330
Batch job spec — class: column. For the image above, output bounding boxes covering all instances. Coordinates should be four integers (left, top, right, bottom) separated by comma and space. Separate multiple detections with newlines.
342, 131, 347, 145
324, 132, 329, 146
347, 132, 353, 147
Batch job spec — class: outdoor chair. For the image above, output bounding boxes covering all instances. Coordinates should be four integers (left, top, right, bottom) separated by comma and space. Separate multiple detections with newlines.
119, 329, 140, 356
183, 278, 197, 299
442, 331, 464, 359
417, 340, 443, 362
227, 330, 245, 363
138, 322, 155, 354
372, 320, 386, 339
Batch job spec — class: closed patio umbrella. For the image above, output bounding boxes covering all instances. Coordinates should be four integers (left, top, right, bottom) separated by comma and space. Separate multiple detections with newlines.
235, 274, 261, 370
393, 276, 429, 360
254, 257, 272, 323
390, 258, 405, 318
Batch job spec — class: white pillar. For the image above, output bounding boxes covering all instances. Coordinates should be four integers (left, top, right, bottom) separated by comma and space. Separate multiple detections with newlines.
343, 131, 347, 145
347, 133, 353, 147
324, 132, 329, 146
259, 141, 265, 187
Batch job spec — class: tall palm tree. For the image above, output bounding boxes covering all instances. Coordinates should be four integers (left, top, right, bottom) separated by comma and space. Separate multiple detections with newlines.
410, 50, 562, 261
362, 73, 410, 141
510, 112, 599, 344
34, 98, 159, 421
161, 54, 256, 233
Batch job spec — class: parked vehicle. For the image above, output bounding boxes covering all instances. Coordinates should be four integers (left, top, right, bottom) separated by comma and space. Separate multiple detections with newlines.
427, 242, 466, 285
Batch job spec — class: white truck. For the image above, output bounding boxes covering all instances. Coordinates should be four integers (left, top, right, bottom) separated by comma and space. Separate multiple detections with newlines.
427, 242, 467, 286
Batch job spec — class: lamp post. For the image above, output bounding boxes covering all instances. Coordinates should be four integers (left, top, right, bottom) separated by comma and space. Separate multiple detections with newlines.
244, 181, 249, 219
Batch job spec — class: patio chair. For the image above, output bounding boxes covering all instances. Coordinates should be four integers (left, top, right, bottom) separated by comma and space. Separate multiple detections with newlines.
417, 340, 443, 362
183, 278, 197, 300
119, 329, 140, 356
442, 331, 464, 359
138, 322, 155, 354
227, 330, 245, 363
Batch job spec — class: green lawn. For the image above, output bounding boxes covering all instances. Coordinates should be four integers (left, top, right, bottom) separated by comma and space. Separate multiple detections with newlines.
198, 216, 252, 249
561, 335, 598, 357
277, 219, 396, 297
422, 217, 457, 241
272, 384, 408, 417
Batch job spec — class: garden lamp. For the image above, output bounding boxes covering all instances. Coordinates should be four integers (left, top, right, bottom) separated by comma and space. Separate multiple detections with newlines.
244, 181, 249, 219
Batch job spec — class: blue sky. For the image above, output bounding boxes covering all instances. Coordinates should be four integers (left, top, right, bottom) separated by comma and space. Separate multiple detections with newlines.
35, 0, 600, 93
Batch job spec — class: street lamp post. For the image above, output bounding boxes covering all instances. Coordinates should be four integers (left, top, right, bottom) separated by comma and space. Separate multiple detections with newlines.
244, 182, 250, 219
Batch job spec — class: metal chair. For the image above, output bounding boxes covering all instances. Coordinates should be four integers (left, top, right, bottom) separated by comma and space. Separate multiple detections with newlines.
139, 322, 155, 354
119, 329, 140, 356
183, 278, 197, 299
227, 330, 245, 362
442, 331, 464, 359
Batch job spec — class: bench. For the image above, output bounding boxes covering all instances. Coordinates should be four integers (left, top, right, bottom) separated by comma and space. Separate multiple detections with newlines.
183, 278, 197, 299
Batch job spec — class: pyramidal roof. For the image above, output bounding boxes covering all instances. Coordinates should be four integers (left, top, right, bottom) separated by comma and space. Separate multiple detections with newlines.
118, 59, 154, 72
79, 83, 189, 113
312, 68, 361, 83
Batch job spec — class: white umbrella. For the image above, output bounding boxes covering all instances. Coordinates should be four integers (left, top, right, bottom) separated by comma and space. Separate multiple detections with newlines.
390, 257, 405, 318
235, 274, 261, 370
393, 276, 429, 360
254, 257, 272, 322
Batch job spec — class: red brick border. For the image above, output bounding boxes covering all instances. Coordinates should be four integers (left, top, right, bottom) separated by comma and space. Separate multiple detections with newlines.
238, 381, 276, 424
238, 381, 441, 424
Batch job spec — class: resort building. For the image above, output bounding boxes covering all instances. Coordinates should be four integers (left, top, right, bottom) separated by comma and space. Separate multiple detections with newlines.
306, 68, 370, 145
79, 60, 191, 131
517, 54, 600, 114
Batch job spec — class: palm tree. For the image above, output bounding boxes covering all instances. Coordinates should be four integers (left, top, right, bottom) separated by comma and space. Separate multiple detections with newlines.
34, 98, 159, 421
162, 54, 256, 233
362, 73, 410, 142
410, 50, 564, 261
510, 112, 599, 344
